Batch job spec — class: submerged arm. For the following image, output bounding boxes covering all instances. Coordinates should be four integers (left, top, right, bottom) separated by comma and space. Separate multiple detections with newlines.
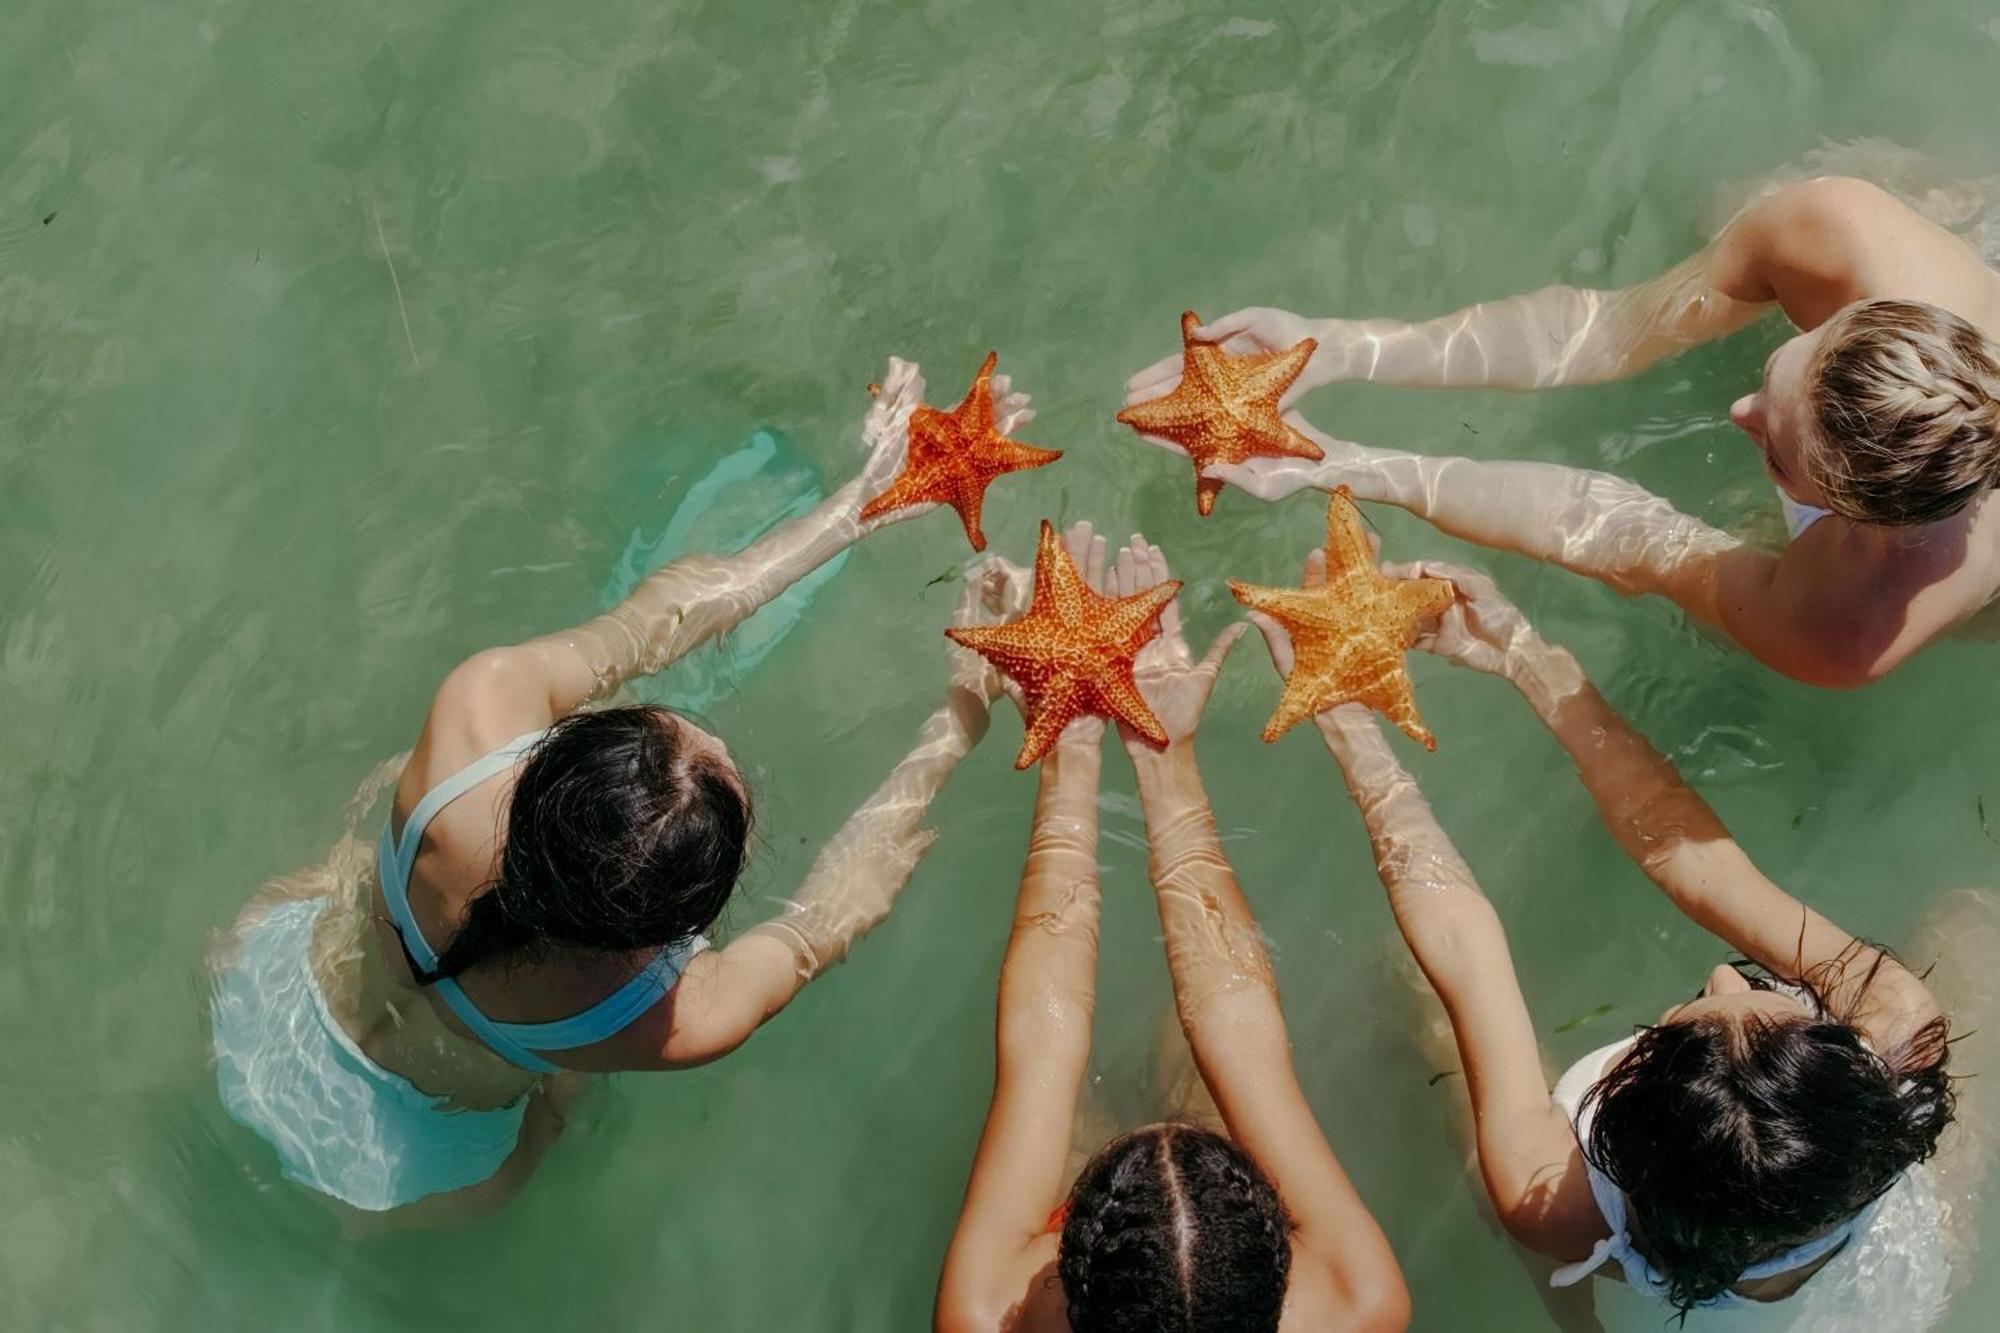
936, 736, 1105, 1333
1125, 179, 1897, 405
1106, 534, 1406, 1327
641, 563, 1025, 1069
1301, 242, 1769, 391
1306, 704, 1598, 1260
1407, 563, 1942, 1051
1129, 740, 1408, 1326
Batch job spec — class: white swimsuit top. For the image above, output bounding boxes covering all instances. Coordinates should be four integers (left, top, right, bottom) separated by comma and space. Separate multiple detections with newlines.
1779, 490, 1833, 540
1548, 1035, 1886, 1310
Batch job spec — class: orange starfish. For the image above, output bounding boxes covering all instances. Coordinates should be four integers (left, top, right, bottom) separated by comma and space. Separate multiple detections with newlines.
1116, 310, 1325, 516
945, 520, 1180, 768
859, 351, 1061, 550
1229, 487, 1456, 749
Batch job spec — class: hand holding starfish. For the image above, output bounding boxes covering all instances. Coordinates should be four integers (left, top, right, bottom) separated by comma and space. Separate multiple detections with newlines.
1106, 533, 1248, 762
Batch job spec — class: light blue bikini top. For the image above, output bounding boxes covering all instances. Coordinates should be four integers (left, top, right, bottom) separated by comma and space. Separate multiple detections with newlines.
377, 729, 708, 1074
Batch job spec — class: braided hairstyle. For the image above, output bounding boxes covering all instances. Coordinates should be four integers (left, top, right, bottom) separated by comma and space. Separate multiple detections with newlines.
412, 706, 750, 984
1057, 1123, 1293, 1333
1804, 297, 2000, 525
1580, 954, 1953, 1315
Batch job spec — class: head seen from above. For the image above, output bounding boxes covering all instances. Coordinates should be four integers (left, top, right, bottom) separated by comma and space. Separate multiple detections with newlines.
1732, 297, 2000, 526
1581, 959, 1953, 1313
415, 705, 753, 985
1058, 1123, 1294, 1333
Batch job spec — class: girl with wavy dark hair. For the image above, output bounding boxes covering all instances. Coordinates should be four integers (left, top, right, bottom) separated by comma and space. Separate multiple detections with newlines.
935, 526, 1408, 1333
1245, 543, 1995, 1324
210, 360, 1033, 1215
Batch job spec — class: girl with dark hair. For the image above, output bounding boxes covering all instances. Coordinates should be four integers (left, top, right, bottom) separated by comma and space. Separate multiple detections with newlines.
1245, 546, 1993, 1324
935, 526, 1409, 1333
210, 360, 1034, 1215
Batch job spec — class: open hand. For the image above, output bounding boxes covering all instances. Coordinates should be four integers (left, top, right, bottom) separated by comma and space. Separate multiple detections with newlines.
1123, 306, 1334, 411
946, 554, 1033, 706
858, 357, 1035, 533
1378, 559, 1544, 680
995, 522, 1109, 753
1113, 535, 1246, 760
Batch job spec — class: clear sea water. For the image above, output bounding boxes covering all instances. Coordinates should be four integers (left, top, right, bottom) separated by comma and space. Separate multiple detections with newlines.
6, 1, 2000, 1328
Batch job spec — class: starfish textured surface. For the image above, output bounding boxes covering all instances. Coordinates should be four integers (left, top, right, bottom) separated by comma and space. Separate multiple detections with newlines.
1230, 487, 1456, 748
945, 521, 1179, 768
1115, 310, 1325, 516
858, 351, 1060, 549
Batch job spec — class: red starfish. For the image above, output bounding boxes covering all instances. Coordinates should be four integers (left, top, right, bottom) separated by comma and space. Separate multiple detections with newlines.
859, 352, 1061, 550
945, 521, 1179, 768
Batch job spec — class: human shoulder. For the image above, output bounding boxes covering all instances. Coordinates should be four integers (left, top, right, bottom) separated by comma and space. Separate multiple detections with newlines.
934, 1237, 1066, 1333
1712, 177, 1895, 321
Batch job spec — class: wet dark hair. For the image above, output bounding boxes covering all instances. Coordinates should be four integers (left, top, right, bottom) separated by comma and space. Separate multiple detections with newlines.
1057, 1124, 1293, 1333
1581, 954, 1953, 1314
413, 706, 751, 984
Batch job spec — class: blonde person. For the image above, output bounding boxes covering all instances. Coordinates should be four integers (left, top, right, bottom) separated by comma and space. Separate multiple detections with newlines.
936, 524, 1408, 1333
1127, 175, 2000, 687
1243, 546, 1998, 1325
210, 361, 1033, 1217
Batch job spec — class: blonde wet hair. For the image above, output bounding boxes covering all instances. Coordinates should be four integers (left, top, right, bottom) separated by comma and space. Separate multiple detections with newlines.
1804, 298, 2000, 526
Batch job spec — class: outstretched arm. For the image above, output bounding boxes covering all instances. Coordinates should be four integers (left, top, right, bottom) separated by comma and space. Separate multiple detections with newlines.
1122, 177, 1912, 405
430, 360, 1034, 741
938, 530, 1108, 1329
519, 362, 1034, 714
1400, 561, 1943, 1055
1241, 550, 1597, 1265
629, 560, 1026, 1070
1113, 538, 1408, 1330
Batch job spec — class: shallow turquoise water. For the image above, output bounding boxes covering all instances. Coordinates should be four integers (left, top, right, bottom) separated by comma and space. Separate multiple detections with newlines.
6, 1, 2000, 1327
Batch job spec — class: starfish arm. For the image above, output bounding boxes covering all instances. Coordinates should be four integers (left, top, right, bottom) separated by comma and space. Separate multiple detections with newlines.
1017, 676, 1087, 769
1092, 669, 1169, 748
950, 477, 990, 552
857, 464, 937, 522
1322, 490, 1380, 588
1274, 417, 1328, 462
1359, 675, 1438, 752
1039, 526, 1093, 627
1099, 580, 1181, 645
1259, 675, 1326, 742
983, 438, 1065, 471
1234, 338, 1316, 401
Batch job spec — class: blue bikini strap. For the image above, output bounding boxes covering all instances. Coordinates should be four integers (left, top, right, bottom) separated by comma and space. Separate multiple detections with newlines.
378, 727, 706, 1075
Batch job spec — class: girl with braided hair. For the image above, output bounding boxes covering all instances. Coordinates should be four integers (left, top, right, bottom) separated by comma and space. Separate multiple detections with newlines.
935, 525, 1408, 1333
1127, 173, 2000, 687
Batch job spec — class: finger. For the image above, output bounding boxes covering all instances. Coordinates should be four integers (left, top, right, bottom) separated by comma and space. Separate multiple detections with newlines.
1133, 432, 1195, 461
1199, 621, 1249, 675
990, 372, 1011, 400
1064, 520, 1096, 579
1302, 547, 1327, 589
1087, 533, 1108, 594
1123, 354, 1184, 399
1191, 309, 1256, 342
1146, 542, 1183, 642
1246, 610, 1295, 675
1113, 544, 1138, 600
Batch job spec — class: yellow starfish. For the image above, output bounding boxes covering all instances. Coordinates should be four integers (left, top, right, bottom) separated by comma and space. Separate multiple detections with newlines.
1229, 487, 1456, 748
1116, 310, 1324, 516
860, 351, 1060, 550
945, 521, 1179, 768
